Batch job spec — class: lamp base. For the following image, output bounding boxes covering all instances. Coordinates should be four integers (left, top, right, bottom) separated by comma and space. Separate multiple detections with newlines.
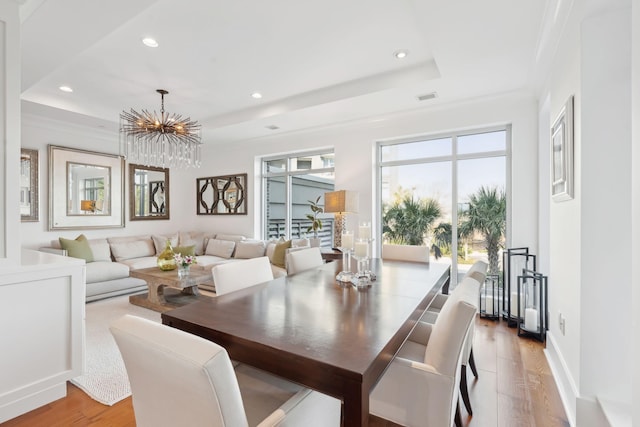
333, 213, 346, 247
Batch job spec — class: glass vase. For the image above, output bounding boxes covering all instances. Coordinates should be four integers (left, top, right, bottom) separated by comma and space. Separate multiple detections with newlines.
178, 264, 190, 279
157, 239, 177, 271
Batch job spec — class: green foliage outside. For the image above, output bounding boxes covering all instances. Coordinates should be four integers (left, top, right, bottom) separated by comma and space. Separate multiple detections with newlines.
382, 192, 442, 246
382, 186, 506, 272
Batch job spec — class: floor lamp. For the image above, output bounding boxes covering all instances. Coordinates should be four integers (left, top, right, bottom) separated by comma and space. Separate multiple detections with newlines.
323, 190, 359, 247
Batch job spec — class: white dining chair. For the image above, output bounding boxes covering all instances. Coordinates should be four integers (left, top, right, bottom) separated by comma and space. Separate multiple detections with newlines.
381, 244, 430, 263
370, 299, 477, 427
212, 256, 274, 296
285, 247, 323, 275
110, 315, 340, 427
419, 273, 483, 417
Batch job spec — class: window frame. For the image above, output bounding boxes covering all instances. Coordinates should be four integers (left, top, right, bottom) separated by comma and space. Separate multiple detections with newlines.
377, 125, 512, 284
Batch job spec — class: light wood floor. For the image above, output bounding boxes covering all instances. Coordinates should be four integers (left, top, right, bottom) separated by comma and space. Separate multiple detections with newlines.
3, 317, 568, 427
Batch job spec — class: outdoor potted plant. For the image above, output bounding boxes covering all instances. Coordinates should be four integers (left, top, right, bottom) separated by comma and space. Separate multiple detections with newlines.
306, 196, 323, 247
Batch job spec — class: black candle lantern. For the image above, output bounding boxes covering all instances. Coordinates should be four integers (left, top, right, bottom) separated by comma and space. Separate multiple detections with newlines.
479, 274, 500, 319
517, 269, 548, 342
502, 247, 536, 327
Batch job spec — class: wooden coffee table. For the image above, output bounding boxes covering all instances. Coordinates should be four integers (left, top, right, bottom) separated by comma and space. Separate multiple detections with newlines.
129, 267, 214, 312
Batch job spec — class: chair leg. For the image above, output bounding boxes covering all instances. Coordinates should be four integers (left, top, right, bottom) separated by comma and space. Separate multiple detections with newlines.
469, 348, 478, 379
460, 366, 473, 416
455, 400, 463, 427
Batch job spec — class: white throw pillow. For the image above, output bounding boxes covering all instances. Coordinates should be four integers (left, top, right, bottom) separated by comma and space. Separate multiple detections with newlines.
205, 239, 236, 259
110, 240, 156, 262
152, 234, 179, 255
234, 240, 267, 259
291, 238, 310, 248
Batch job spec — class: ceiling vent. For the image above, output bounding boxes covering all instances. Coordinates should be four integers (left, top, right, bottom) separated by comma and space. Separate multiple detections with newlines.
417, 92, 438, 102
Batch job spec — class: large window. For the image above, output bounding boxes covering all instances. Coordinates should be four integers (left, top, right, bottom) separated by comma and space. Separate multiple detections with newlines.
262, 151, 335, 246
379, 127, 509, 283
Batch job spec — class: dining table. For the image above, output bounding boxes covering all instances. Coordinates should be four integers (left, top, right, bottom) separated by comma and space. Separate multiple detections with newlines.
161, 258, 450, 426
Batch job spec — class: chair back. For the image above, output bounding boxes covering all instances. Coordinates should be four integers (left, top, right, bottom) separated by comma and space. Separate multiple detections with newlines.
424, 300, 476, 426
286, 247, 323, 275
464, 260, 488, 283
213, 256, 274, 296
110, 315, 249, 427
381, 244, 429, 263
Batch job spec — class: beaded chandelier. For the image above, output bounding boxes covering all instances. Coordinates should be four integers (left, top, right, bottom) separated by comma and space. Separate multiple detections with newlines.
120, 89, 202, 168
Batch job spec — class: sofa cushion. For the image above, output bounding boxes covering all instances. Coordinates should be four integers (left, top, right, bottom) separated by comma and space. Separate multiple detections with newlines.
215, 234, 246, 243
88, 239, 112, 262
179, 231, 207, 256
110, 239, 156, 262
152, 233, 179, 255
195, 255, 239, 268
86, 261, 129, 283
59, 234, 94, 262
120, 256, 159, 271
205, 239, 236, 258
271, 264, 287, 278
234, 240, 266, 259
271, 240, 292, 268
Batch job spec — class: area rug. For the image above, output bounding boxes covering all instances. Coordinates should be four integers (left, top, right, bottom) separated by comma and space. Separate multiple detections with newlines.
70, 294, 161, 405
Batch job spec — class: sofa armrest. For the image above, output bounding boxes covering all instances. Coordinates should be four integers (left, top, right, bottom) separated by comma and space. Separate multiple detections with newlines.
39, 247, 68, 256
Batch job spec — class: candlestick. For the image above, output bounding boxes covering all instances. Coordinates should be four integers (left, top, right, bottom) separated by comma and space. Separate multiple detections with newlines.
341, 231, 354, 250
354, 240, 369, 258
358, 222, 371, 240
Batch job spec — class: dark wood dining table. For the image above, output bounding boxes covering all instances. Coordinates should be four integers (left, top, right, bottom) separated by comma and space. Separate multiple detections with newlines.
161, 258, 450, 426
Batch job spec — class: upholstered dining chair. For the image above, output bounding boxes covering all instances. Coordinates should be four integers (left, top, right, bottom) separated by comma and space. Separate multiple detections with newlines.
419, 269, 485, 417
110, 315, 341, 427
212, 256, 274, 296
370, 300, 477, 427
381, 243, 430, 263
285, 247, 323, 275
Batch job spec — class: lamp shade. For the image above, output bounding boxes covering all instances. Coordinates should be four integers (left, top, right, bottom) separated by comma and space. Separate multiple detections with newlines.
324, 190, 359, 214
81, 200, 96, 212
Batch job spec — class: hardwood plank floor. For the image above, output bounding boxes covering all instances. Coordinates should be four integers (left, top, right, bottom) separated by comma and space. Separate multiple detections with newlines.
4, 317, 568, 427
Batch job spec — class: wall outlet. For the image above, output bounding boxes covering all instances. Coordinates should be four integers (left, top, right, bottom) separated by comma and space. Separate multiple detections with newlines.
558, 313, 566, 335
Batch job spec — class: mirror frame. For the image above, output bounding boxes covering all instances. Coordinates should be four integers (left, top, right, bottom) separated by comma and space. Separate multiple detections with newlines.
20, 148, 39, 222
129, 163, 170, 221
48, 145, 125, 230
197, 173, 247, 215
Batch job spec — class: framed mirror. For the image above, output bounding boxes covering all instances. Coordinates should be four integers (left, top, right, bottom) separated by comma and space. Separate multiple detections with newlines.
197, 173, 247, 215
48, 145, 124, 230
129, 164, 170, 220
20, 148, 39, 222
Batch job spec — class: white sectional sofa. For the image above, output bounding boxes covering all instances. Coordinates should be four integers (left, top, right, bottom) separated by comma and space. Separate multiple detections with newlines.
41, 231, 309, 302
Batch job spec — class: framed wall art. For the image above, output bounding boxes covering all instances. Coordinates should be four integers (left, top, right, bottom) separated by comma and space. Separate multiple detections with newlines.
49, 145, 125, 230
551, 95, 574, 202
197, 173, 247, 215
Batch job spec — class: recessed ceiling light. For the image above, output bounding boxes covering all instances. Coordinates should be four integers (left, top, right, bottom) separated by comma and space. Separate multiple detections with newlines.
251, 92, 263, 99
59, 85, 73, 93
142, 37, 159, 48
266, 125, 279, 130
394, 50, 409, 59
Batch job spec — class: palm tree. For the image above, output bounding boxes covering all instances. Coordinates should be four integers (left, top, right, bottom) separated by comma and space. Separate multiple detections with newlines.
383, 195, 442, 246
458, 186, 506, 275
431, 222, 452, 259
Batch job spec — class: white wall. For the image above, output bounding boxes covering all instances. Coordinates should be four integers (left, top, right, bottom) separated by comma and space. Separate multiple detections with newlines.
540, 1, 632, 425
192, 93, 539, 257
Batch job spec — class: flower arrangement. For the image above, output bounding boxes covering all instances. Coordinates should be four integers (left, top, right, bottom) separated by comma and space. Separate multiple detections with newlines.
174, 253, 197, 268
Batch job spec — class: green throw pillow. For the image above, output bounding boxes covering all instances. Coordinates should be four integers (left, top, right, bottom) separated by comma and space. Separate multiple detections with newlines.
272, 240, 292, 268
174, 245, 196, 256
59, 234, 94, 262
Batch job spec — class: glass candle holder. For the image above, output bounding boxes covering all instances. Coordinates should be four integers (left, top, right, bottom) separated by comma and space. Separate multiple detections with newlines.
336, 231, 355, 283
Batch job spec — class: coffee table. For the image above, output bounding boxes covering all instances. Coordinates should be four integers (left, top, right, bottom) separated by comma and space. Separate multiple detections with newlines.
129, 267, 214, 312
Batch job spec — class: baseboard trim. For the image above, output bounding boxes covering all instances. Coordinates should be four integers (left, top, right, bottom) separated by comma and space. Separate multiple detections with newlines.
0, 382, 66, 423
544, 331, 578, 426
